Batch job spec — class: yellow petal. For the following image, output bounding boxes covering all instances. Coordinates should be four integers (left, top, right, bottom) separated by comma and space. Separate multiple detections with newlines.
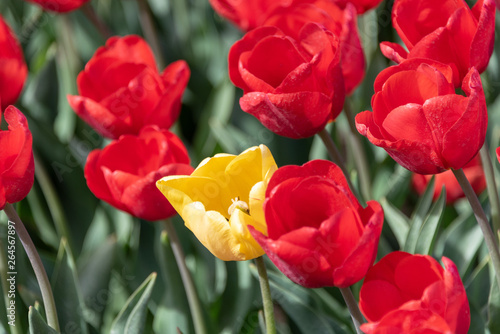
157, 175, 232, 218
248, 180, 268, 235
259, 144, 277, 180
228, 208, 265, 259
182, 201, 256, 261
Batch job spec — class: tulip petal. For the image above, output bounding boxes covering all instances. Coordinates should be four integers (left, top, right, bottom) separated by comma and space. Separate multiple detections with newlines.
240, 91, 332, 139
0, 107, 34, 206
379, 42, 408, 64
228, 209, 265, 259
340, 3, 365, 94
442, 257, 470, 334
250, 225, 334, 288
360, 280, 405, 322
96, 35, 157, 69
394, 255, 443, 301
248, 180, 268, 235
471, 0, 496, 72
332, 201, 383, 287
67, 95, 131, 139
121, 164, 194, 221
157, 175, 232, 219
183, 201, 256, 261
439, 70, 486, 169
85, 149, 116, 207
0, 59, 27, 110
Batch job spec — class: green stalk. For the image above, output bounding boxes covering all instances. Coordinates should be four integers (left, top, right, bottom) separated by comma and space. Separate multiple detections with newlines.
80, 2, 113, 40
452, 168, 500, 289
33, 153, 73, 254
162, 220, 207, 334
136, 0, 165, 69
480, 144, 500, 239
317, 128, 364, 205
344, 100, 372, 200
339, 287, 364, 334
0, 238, 23, 334
254, 256, 276, 334
3, 204, 60, 332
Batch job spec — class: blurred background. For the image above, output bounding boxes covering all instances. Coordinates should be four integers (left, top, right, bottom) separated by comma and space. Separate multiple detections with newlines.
1, 0, 500, 333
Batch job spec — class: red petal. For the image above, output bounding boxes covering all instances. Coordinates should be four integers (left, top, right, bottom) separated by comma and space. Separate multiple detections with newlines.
240, 91, 332, 138
470, 0, 496, 73
440, 69, 486, 169
67, 95, 131, 139
121, 163, 194, 221
379, 42, 408, 64
360, 280, 405, 322
394, 255, 444, 301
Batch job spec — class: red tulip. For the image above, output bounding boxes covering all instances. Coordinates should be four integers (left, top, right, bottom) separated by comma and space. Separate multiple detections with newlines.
497, 147, 500, 163
359, 252, 470, 334
263, 1, 365, 94
68, 35, 190, 139
208, 0, 297, 31
0, 106, 34, 210
381, 0, 495, 85
24, 0, 90, 12
249, 160, 383, 288
0, 16, 28, 111
84, 126, 194, 221
412, 154, 486, 204
332, 0, 384, 14
229, 23, 345, 139
356, 59, 487, 174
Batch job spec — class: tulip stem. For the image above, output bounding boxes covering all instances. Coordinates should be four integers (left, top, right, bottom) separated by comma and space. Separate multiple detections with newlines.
0, 237, 23, 334
136, 0, 165, 69
339, 286, 364, 334
452, 168, 500, 289
161, 220, 207, 334
318, 128, 363, 204
344, 100, 372, 200
254, 256, 276, 334
3, 203, 60, 332
80, 3, 113, 40
480, 144, 500, 239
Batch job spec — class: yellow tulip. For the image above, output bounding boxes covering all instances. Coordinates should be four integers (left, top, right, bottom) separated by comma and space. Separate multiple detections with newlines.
156, 144, 277, 261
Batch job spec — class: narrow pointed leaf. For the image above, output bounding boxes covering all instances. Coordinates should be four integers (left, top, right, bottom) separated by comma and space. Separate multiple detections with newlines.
110, 272, 157, 334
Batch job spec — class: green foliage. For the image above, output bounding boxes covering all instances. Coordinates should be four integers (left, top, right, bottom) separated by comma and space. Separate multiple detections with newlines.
1, 0, 500, 333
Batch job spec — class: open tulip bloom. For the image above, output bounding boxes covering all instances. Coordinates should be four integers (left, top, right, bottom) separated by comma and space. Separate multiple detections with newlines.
0, 15, 28, 111
5, 0, 500, 333
85, 126, 194, 221
0, 106, 34, 210
228, 23, 345, 139
157, 144, 277, 261
359, 252, 470, 334
356, 60, 487, 175
249, 160, 384, 288
381, 0, 495, 85
68, 35, 190, 139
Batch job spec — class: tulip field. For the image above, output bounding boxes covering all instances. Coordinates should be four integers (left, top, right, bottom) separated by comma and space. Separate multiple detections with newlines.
2, 0, 500, 333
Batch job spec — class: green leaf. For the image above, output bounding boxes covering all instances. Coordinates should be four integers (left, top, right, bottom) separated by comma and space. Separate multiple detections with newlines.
28, 307, 59, 334
380, 198, 410, 248
217, 261, 259, 334
404, 176, 436, 253
110, 272, 157, 334
414, 186, 447, 255
260, 267, 348, 334
51, 238, 89, 334
153, 231, 193, 334
488, 279, 500, 332
78, 235, 117, 329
